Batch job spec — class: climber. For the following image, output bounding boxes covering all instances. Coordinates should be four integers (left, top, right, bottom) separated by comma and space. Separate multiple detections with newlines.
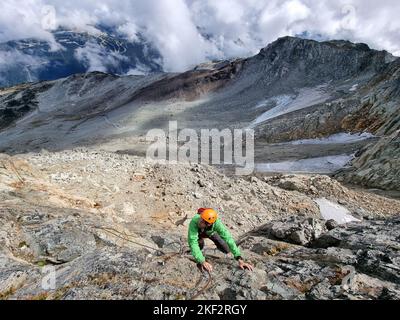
188, 208, 254, 273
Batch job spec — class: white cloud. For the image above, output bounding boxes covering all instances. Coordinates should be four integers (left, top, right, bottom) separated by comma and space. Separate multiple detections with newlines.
258, 0, 312, 42
74, 41, 127, 72
126, 63, 151, 76
0, 49, 48, 82
0, 50, 43, 67
117, 22, 139, 42
0, 0, 59, 50
133, 0, 208, 72
0, 0, 399, 72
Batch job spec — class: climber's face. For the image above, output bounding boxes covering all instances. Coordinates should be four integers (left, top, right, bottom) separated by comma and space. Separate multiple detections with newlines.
198, 219, 212, 229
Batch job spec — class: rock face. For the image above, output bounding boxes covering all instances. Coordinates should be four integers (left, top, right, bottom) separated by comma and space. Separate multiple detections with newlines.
311, 216, 400, 285
0, 150, 399, 300
238, 215, 400, 300
254, 98, 360, 143
332, 60, 400, 191
254, 57, 400, 144
246, 37, 393, 92
342, 58, 400, 136
336, 130, 400, 191
252, 39, 396, 142
243, 215, 328, 246
332, 59, 400, 191
3, 212, 399, 300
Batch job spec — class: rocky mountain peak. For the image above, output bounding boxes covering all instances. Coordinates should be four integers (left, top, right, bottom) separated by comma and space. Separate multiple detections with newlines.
260, 36, 392, 58
255, 36, 393, 81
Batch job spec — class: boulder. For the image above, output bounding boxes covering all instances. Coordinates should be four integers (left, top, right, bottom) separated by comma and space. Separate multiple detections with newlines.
249, 216, 328, 246
23, 218, 97, 263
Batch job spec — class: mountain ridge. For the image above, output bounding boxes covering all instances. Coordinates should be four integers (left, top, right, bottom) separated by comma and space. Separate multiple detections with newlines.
1, 36, 400, 300
0, 36, 399, 191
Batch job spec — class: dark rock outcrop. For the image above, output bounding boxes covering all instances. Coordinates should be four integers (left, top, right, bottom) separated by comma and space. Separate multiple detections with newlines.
334, 60, 400, 191
336, 130, 400, 191
311, 216, 400, 284
249, 36, 393, 90
243, 215, 328, 246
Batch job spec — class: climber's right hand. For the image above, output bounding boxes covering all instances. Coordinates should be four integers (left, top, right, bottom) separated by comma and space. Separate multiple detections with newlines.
201, 261, 213, 273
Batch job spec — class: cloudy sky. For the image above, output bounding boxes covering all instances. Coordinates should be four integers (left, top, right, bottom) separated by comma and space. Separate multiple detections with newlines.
0, 0, 399, 72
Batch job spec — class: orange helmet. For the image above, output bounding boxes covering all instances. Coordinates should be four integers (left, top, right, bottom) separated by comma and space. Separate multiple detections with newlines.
200, 208, 218, 224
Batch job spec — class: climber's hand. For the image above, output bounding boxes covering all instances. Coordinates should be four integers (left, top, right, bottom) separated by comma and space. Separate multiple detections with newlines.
201, 261, 213, 273
238, 259, 254, 271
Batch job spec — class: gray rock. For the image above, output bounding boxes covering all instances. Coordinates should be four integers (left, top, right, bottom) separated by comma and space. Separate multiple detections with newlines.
193, 192, 202, 199
261, 277, 303, 300
249, 216, 328, 246
197, 179, 206, 188
222, 193, 233, 201
325, 219, 339, 230
151, 236, 165, 248
313, 217, 400, 284
23, 218, 97, 263
307, 279, 335, 300
289, 230, 308, 246
379, 287, 400, 300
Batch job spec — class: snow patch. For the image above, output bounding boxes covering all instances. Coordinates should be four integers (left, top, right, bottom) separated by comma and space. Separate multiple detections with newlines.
349, 84, 359, 92
254, 95, 293, 110
250, 84, 330, 127
278, 132, 376, 145
315, 198, 361, 224
255, 154, 354, 174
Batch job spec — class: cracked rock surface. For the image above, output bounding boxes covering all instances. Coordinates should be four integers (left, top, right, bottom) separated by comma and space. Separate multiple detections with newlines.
0, 150, 399, 300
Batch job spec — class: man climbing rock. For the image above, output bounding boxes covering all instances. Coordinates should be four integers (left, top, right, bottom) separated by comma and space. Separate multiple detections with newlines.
188, 208, 254, 272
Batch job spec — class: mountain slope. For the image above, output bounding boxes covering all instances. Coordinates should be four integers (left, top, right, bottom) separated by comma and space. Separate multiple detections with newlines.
1, 36, 400, 300
1, 150, 399, 299
0, 36, 399, 190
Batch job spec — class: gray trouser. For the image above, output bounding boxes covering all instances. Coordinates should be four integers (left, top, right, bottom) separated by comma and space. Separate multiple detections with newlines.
198, 232, 230, 254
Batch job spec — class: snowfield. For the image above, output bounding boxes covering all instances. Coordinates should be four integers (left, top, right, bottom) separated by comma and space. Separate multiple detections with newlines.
255, 154, 355, 174
277, 132, 376, 145
250, 84, 331, 127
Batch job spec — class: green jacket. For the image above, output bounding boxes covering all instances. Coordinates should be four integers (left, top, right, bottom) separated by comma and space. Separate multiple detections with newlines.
187, 214, 241, 264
